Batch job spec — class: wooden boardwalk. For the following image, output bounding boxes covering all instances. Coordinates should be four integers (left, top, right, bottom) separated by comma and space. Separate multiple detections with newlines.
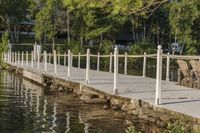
9, 61, 200, 119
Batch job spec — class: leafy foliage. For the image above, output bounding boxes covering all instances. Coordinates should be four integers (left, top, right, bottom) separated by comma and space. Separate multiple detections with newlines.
0, 32, 9, 63
125, 125, 140, 133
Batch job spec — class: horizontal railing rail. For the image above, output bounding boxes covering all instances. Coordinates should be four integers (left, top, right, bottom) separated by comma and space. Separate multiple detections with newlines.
4, 46, 200, 106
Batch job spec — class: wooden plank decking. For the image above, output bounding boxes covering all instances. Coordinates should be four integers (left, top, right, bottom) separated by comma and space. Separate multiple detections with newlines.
8, 62, 200, 119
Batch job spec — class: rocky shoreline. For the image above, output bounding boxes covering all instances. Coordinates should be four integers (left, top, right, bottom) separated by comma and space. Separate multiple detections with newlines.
5, 64, 200, 132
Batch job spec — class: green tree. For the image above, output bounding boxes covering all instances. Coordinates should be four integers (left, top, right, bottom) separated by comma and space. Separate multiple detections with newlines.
169, 0, 200, 54
0, 32, 9, 63
34, 0, 62, 52
0, 0, 29, 43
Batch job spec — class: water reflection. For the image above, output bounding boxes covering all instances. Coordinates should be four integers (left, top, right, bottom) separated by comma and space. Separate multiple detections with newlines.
0, 71, 127, 133
0, 70, 164, 133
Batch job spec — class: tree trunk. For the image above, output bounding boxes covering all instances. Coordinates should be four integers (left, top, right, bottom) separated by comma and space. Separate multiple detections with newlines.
157, 27, 160, 46
67, 9, 70, 44
16, 25, 20, 43
143, 25, 146, 41
44, 32, 46, 45
80, 36, 83, 48
52, 37, 55, 53
100, 33, 103, 49
7, 18, 14, 43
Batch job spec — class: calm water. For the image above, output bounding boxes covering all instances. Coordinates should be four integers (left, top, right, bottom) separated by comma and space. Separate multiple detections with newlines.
0, 70, 164, 133
0, 71, 125, 133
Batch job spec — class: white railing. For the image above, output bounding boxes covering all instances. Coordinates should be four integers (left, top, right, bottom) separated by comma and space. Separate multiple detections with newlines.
5, 45, 200, 106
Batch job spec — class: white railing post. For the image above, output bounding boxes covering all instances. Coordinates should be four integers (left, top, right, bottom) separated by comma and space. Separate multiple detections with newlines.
97, 52, 100, 71
44, 51, 47, 72
12, 52, 14, 63
67, 50, 71, 80
48, 53, 51, 64
155, 45, 163, 105
124, 52, 127, 75
33, 42, 37, 61
18, 52, 20, 65
31, 51, 34, 68
109, 53, 113, 72
10, 52, 12, 63
10, 51, 12, 63
143, 52, 147, 77
7, 52, 9, 62
1, 52, 3, 61
15, 52, 17, 65
21, 51, 24, 66
37, 51, 40, 70
8, 52, 10, 62
113, 47, 118, 94
4, 52, 7, 62
6, 52, 8, 62
54, 50, 57, 76
64, 52, 66, 66
58, 52, 60, 65
9, 52, 11, 63
1, 53, 3, 62
85, 49, 90, 84
78, 52, 81, 69
8, 51, 11, 63
71, 52, 73, 67
26, 51, 28, 67
166, 53, 170, 82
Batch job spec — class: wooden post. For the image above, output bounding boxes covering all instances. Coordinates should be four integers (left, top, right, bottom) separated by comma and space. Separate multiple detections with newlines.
31, 51, 34, 68
143, 52, 147, 77
85, 49, 90, 84
97, 52, 100, 71
67, 50, 71, 80
54, 50, 57, 76
166, 53, 170, 82
64, 52, 66, 66
124, 52, 127, 75
44, 51, 47, 72
114, 47, 118, 94
26, 51, 28, 67
21, 51, 24, 66
78, 52, 81, 69
155, 45, 163, 105
37, 51, 40, 70
109, 53, 113, 72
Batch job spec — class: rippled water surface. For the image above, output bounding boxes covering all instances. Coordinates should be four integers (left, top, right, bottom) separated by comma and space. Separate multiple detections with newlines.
0, 70, 137, 133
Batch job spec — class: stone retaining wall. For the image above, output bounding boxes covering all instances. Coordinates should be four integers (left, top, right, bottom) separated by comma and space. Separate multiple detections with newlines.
6, 64, 200, 131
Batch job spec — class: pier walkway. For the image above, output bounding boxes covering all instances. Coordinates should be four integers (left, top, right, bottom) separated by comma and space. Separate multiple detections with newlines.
4, 48, 200, 119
